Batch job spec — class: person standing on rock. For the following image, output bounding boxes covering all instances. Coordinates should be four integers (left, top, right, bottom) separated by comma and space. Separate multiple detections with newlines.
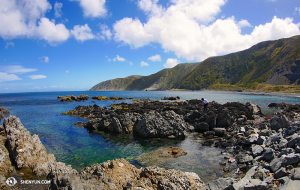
201, 98, 209, 112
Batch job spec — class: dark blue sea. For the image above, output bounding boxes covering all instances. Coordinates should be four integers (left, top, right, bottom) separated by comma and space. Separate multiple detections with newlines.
1, 91, 300, 182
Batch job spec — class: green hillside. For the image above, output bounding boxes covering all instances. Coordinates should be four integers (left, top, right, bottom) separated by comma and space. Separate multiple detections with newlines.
90, 35, 300, 92
177, 35, 300, 90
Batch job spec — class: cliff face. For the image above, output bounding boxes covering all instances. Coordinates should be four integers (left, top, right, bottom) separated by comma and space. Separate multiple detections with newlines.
90, 35, 300, 91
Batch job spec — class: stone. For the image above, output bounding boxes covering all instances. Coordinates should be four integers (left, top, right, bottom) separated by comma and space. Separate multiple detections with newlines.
244, 179, 267, 190
286, 126, 299, 135
194, 122, 209, 132
257, 136, 266, 145
206, 177, 237, 190
270, 114, 290, 131
203, 131, 215, 137
274, 167, 286, 179
263, 148, 275, 161
213, 128, 226, 137
251, 145, 264, 157
287, 136, 300, 148
277, 179, 300, 190
244, 134, 259, 145
3, 116, 56, 176
216, 109, 231, 128
279, 148, 295, 157
279, 139, 288, 150
291, 168, 300, 180
236, 153, 253, 164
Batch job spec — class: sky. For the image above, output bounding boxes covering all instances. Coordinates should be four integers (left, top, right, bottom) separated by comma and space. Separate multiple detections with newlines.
0, 0, 300, 93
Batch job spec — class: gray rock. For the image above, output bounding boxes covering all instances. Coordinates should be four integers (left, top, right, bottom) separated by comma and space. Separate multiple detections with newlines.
291, 168, 300, 180
253, 168, 269, 181
287, 135, 300, 148
283, 153, 300, 166
259, 129, 271, 136
194, 122, 209, 132
134, 110, 191, 138
270, 114, 290, 131
203, 131, 215, 137
257, 136, 266, 145
279, 139, 288, 150
3, 116, 56, 176
206, 177, 237, 190
232, 166, 258, 190
246, 102, 262, 115
274, 167, 286, 179
263, 148, 275, 161
278, 179, 300, 190
244, 179, 267, 190
270, 157, 283, 173
251, 145, 264, 157
286, 126, 299, 135
244, 134, 259, 145
213, 128, 226, 137
277, 177, 289, 185
236, 154, 254, 164
279, 148, 295, 157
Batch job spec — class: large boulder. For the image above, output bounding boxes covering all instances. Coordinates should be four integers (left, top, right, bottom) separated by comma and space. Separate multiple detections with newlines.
216, 109, 231, 128
270, 114, 290, 131
3, 116, 56, 176
134, 110, 193, 138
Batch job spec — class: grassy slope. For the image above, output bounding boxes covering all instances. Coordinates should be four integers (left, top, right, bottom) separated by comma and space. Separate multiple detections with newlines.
178, 35, 300, 90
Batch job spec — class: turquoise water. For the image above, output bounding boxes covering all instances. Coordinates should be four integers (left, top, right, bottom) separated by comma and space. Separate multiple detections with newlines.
1, 91, 300, 182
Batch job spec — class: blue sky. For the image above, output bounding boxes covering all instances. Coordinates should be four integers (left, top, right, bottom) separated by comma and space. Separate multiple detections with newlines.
0, 0, 300, 93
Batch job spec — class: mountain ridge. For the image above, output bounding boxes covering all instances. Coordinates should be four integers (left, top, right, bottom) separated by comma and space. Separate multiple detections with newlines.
90, 35, 300, 92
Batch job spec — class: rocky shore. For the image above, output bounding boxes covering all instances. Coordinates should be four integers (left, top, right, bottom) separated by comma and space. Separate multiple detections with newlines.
1, 98, 300, 189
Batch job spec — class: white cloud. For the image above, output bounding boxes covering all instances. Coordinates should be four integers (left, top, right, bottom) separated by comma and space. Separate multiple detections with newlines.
0, 0, 70, 45
113, 0, 300, 61
113, 18, 153, 48
71, 0, 107, 18
54, 2, 63, 18
163, 58, 179, 68
39, 56, 49, 63
0, 72, 21, 82
98, 24, 112, 40
141, 61, 149, 67
129, 62, 133, 66
28, 75, 47, 79
148, 54, 161, 62
65, 70, 70, 73
71, 24, 95, 42
0, 65, 37, 74
237, 19, 252, 28
113, 55, 125, 62
5, 42, 14, 49
294, 7, 300, 15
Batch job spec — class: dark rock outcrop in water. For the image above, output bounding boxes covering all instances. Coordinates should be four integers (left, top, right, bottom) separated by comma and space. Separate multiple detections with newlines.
1, 115, 206, 190
62, 100, 263, 139
57, 94, 89, 101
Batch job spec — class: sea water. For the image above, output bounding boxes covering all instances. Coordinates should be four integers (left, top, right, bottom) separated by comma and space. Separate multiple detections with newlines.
1, 91, 300, 183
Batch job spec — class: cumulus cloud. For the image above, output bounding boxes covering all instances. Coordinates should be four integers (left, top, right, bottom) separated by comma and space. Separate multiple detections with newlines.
28, 75, 47, 79
98, 24, 112, 40
5, 42, 14, 49
141, 61, 149, 67
71, 0, 107, 18
54, 2, 63, 18
113, 0, 300, 61
39, 56, 49, 63
163, 58, 179, 68
0, 72, 21, 82
71, 24, 95, 42
148, 54, 161, 62
0, 0, 70, 44
113, 55, 125, 62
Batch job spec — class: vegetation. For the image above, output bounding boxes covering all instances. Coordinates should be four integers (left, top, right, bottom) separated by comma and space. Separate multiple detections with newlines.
90, 35, 300, 93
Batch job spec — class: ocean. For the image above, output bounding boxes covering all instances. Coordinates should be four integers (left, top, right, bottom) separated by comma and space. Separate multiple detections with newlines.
1, 90, 300, 183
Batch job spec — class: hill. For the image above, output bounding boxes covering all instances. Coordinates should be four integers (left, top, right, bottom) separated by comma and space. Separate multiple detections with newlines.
90, 35, 300, 92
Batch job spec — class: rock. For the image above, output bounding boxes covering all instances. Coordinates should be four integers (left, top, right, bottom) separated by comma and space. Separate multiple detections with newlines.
279, 148, 295, 157
161, 96, 180, 100
203, 131, 215, 137
216, 109, 231, 128
265, 133, 282, 147
251, 145, 264, 157
291, 168, 300, 180
270, 153, 300, 173
213, 128, 226, 137
0, 139, 13, 176
287, 135, 300, 148
206, 177, 237, 190
244, 179, 267, 190
236, 153, 253, 164
257, 136, 266, 145
194, 122, 209, 132
231, 166, 258, 189
270, 114, 290, 131
279, 139, 288, 150
274, 167, 287, 179
277, 179, 300, 190
3, 116, 56, 176
286, 126, 299, 135
263, 148, 275, 161
253, 168, 269, 181
245, 134, 259, 145
134, 110, 192, 138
